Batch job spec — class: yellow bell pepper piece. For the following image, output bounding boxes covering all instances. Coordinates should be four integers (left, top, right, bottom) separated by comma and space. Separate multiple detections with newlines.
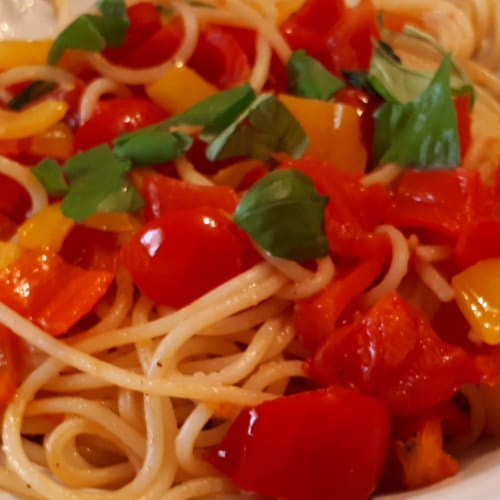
84, 213, 141, 233
276, 0, 306, 24
0, 100, 68, 140
0, 243, 20, 270
0, 41, 51, 69
146, 66, 217, 114
279, 94, 367, 173
452, 258, 500, 345
17, 203, 74, 253
30, 122, 74, 160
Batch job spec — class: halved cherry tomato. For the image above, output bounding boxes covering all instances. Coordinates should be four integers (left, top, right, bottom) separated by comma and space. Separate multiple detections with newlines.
121, 207, 245, 308
141, 174, 239, 221
207, 387, 390, 500
73, 97, 168, 151
0, 325, 24, 405
188, 25, 251, 89
307, 292, 472, 415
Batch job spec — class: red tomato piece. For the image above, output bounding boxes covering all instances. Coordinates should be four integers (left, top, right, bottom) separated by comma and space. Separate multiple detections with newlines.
387, 168, 495, 242
59, 225, 120, 272
0, 251, 113, 336
73, 97, 168, 151
121, 207, 245, 308
326, 0, 380, 74
281, 158, 391, 258
237, 166, 268, 191
0, 325, 24, 406
103, 2, 163, 66
307, 292, 472, 415
0, 214, 17, 241
0, 173, 31, 223
124, 18, 184, 69
294, 256, 388, 350
207, 387, 390, 500
454, 94, 471, 160
141, 174, 239, 221
188, 25, 251, 89
454, 216, 500, 270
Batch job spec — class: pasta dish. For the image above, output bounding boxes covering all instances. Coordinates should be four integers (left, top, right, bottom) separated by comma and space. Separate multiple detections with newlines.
0, 0, 500, 498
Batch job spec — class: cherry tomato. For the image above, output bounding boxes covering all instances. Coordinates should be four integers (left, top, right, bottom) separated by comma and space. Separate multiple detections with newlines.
73, 97, 168, 151
207, 387, 390, 500
121, 207, 245, 308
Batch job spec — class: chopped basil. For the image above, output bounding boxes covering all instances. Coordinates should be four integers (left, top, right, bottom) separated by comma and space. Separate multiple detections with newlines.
32, 158, 69, 196
7, 81, 57, 111
48, 0, 129, 65
373, 55, 460, 169
234, 169, 329, 261
114, 130, 192, 165
206, 95, 308, 161
34, 145, 143, 221
287, 50, 345, 101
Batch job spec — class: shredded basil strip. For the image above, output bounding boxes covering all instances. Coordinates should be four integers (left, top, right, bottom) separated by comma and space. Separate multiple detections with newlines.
287, 50, 345, 101
48, 0, 129, 65
8, 81, 57, 111
373, 54, 460, 169
234, 169, 329, 261
32, 158, 69, 196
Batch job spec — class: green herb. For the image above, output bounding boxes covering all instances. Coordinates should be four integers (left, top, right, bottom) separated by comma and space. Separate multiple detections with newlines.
114, 130, 192, 165
32, 158, 69, 196
8, 81, 57, 111
234, 169, 329, 261
34, 145, 143, 221
373, 54, 460, 169
48, 0, 129, 65
206, 95, 308, 161
287, 50, 345, 101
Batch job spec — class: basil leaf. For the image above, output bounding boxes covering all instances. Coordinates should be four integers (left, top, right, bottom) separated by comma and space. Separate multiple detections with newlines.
48, 0, 129, 65
114, 130, 192, 165
206, 95, 308, 161
234, 169, 329, 261
373, 54, 460, 169
32, 158, 69, 196
287, 49, 345, 100
8, 81, 57, 111
60, 145, 141, 221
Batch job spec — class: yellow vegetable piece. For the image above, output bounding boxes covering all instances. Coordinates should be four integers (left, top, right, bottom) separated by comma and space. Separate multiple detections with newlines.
452, 258, 500, 345
0, 243, 20, 270
84, 213, 141, 233
0, 100, 68, 140
279, 94, 367, 173
276, 0, 306, 24
0, 41, 51, 69
30, 122, 74, 160
146, 66, 217, 114
212, 159, 269, 188
18, 203, 74, 253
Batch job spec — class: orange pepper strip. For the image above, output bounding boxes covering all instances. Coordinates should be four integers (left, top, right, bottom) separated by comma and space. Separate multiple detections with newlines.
0, 250, 113, 336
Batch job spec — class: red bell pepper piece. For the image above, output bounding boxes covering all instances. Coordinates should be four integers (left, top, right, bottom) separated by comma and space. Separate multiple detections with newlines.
387, 168, 495, 241
282, 158, 391, 258
141, 173, 239, 221
0, 325, 24, 405
207, 387, 390, 500
0, 251, 113, 336
294, 256, 388, 350
307, 292, 472, 415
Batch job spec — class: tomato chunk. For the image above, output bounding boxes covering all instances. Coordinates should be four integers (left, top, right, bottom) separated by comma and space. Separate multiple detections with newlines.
207, 388, 390, 500
141, 174, 239, 221
121, 207, 245, 308
74, 98, 168, 151
307, 293, 472, 415
0, 251, 113, 336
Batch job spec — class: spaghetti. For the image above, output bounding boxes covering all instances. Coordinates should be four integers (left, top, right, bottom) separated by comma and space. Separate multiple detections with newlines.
0, 0, 499, 499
